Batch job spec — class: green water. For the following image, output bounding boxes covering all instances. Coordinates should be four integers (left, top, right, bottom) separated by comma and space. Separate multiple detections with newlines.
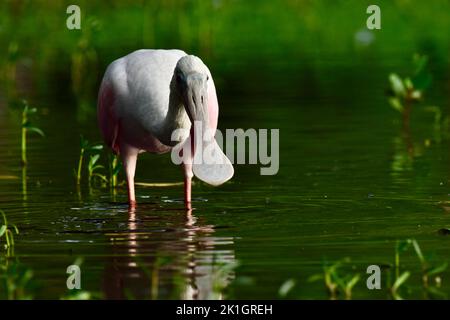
0, 0, 450, 300
1, 58, 450, 299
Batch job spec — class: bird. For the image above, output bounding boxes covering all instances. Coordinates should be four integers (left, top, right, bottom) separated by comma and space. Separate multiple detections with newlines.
97, 49, 234, 209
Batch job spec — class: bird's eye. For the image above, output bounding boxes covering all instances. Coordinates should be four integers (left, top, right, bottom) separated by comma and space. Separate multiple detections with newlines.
176, 73, 183, 83
206, 75, 209, 81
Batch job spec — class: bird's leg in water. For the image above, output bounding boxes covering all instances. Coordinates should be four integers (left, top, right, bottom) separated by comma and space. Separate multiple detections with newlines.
120, 142, 139, 207
182, 162, 193, 210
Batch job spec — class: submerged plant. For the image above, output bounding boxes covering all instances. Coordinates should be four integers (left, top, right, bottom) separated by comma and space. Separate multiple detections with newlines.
21, 100, 44, 165
76, 135, 103, 184
0, 210, 19, 251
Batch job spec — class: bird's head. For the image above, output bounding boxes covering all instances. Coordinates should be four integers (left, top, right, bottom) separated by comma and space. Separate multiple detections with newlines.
173, 55, 234, 186
174, 55, 210, 125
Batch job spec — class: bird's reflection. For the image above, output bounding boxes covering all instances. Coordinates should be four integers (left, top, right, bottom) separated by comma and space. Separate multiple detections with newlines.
103, 205, 236, 299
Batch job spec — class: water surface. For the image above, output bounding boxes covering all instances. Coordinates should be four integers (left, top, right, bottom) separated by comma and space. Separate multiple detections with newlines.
1, 58, 450, 299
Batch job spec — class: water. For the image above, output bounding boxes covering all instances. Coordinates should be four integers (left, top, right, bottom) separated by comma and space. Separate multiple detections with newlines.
1, 58, 450, 299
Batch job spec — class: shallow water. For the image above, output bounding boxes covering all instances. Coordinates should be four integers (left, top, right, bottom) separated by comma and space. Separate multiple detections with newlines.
1, 58, 450, 299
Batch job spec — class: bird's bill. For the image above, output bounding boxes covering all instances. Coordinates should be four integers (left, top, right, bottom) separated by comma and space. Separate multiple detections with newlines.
184, 97, 233, 186
192, 136, 234, 186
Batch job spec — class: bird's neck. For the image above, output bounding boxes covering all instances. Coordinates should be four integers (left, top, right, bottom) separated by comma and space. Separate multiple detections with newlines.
161, 84, 190, 146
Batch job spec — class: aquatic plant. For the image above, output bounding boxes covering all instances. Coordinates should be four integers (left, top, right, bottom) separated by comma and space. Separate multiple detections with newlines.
387, 54, 433, 128
109, 154, 121, 188
210, 260, 239, 299
308, 258, 360, 300
387, 54, 432, 110
0, 210, 19, 250
76, 135, 103, 184
424, 105, 450, 144
390, 270, 410, 300
21, 100, 44, 165
278, 279, 296, 298
0, 259, 35, 300
87, 154, 107, 185
134, 256, 172, 300
410, 240, 447, 296
392, 239, 447, 299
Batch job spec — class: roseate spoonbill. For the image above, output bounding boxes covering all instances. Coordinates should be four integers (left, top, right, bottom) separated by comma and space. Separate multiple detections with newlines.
97, 49, 233, 208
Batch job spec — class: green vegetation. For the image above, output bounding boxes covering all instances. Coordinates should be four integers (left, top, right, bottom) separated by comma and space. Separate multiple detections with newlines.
87, 154, 107, 185
1, 1, 449, 110
0, 0, 449, 300
0, 259, 35, 300
393, 239, 447, 299
76, 135, 124, 189
0, 210, 19, 251
301, 239, 448, 300
20, 100, 44, 165
388, 55, 432, 115
308, 258, 360, 300
108, 154, 121, 189
76, 135, 103, 184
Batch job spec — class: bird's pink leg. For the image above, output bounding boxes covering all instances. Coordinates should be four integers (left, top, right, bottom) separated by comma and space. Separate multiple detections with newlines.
182, 162, 193, 210
119, 142, 139, 207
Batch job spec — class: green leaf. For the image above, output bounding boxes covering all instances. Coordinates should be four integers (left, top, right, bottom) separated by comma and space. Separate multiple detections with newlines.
404, 78, 414, 90
307, 274, 324, 282
411, 240, 425, 264
426, 263, 448, 276
92, 173, 108, 182
26, 126, 45, 137
388, 97, 404, 113
1, 210, 7, 225
392, 271, 410, 292
0, 225, 6, 237
346, 274, 360, 290
279, 279, 296, 297
80, 135, 89, 148
89, 154, 100, 167
88, 144, 103, 151
389, 73, 406, 97
426, 286, 447, 300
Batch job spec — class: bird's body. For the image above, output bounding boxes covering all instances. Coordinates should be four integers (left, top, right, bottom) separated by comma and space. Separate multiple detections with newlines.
97, 49, 233, 208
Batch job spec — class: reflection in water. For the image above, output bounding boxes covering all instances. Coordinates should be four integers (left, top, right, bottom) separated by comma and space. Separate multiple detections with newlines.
21, 165, 27, 201
390, 131, 424, 180
103, 205, 236, 299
